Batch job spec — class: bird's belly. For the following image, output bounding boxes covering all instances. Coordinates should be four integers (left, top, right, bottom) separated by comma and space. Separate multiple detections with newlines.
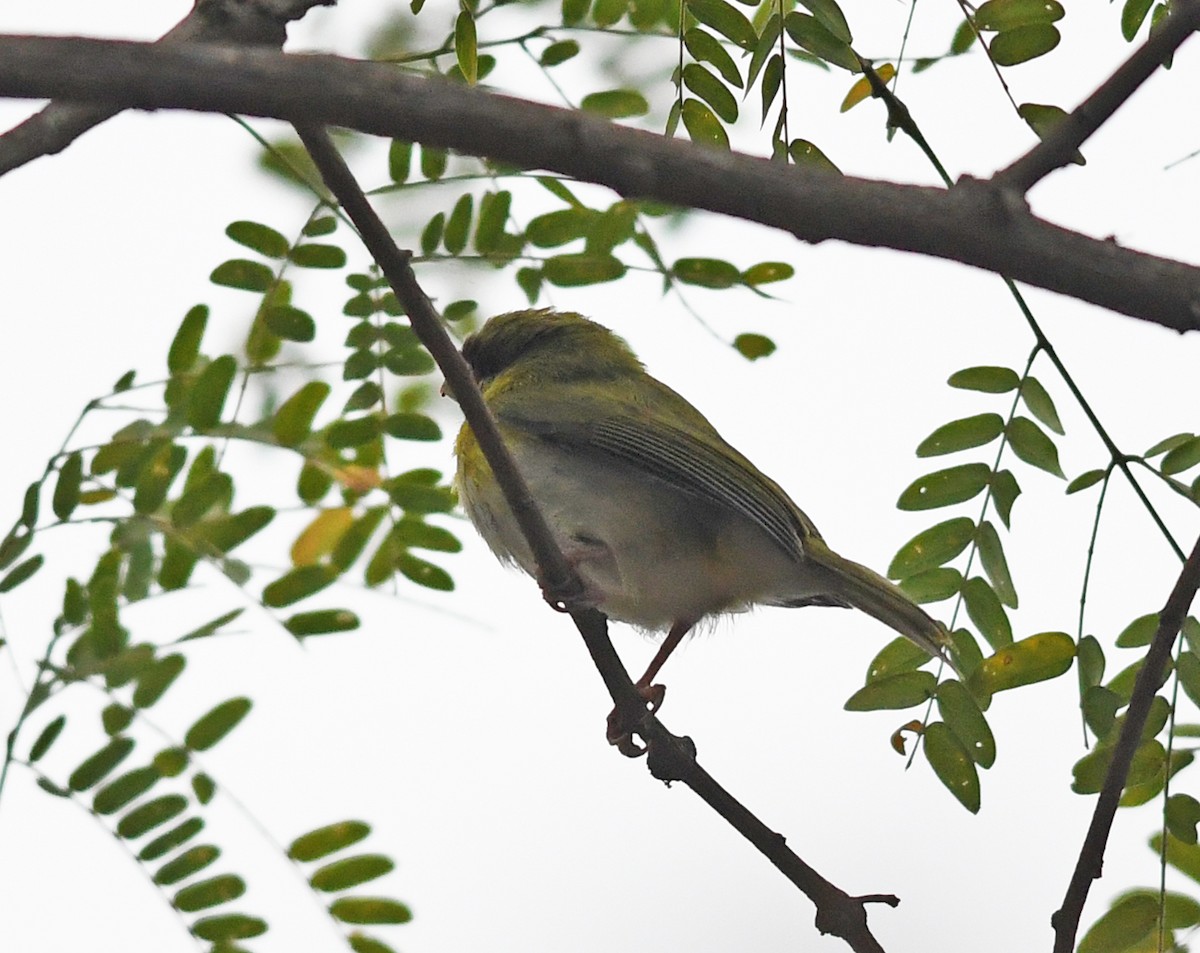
459, 440, 803, 631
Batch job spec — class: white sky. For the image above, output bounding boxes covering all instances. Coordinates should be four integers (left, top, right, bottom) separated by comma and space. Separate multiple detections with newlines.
2, 3, 1200, 953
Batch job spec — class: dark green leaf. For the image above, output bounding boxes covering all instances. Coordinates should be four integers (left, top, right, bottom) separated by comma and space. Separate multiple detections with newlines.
865, 637, 932, 682
210, 259, 274, 292
897, 463, 991, 511
961, 576, 1012, 649
682, 64, 738, 123
672, 257, 741, 288
396, 553, 454, 591
419, 145, 447, 181
1066, 469, 1106, 494
0, 530, 33, 572
195, 506, 275, 553
936, 680, 995, 767
1082, 685, 1121, 739
989, 23, 1060, 65
974, 0, 1064, 30
387, 140, 412, 183
916, 414, 1004, 457
687, 0, 757, 49
226, 221, 289, 258
0, 553, 43, 593
116, 794, 187, 838
844, 671, 936, 710
747, 13, 781, 88
285, 609, 361, 637
1168, 794, 1200, 846
976, 521, 1017, 608
186, 355, 237, 431
1122, 0, 1154, 38
94, 766, 159, 815
1177, 651, 1200, 710
186, 698, 252, 751
69, 736, 135, 791
168, 305, 208, 374
153, 747, 189, 777
392, 519, 462, 553
1146, 432, 1194, 458
332, 508, 388, 571
733, 334, 776, 361
680, 98, 729, 149
788, 139, 842, 173
887, 517, 976, 579
311, 854, 395, 892
581, 89, 650, 118
154, 845, 220, 886
382, 347, 435, 375
443, 194, 473, 255
798, 0, 852, 42
760, 54, 782, 122
543, 254, 626, 286
1019, 377, 1064, 435
29, 715, 66, 762
327, 416, 381, 449
191, 914, 267, 943
990, 469, 1021, 527
1077, 889, 1158, 953
289, 820, 372, 861
1007, 416, 1065, 477
947, 365, 1019, 392
138, 818, 205, 861
172, 472, 233, 528
264, 305, 316, 342
455, 11, 477, 84
133, 654, 185, 708
783, 12, 859, 72
134, 443, 186, 515
53, 452, 84, 521
475, 192, 512, 254
174, 874, 245, 912
897, 567, 962, 604
540, 39, 580, 66
193, 773, 216, 805
924, 721, 980, 812
330, 898, 413, 925
348, 934, 398, 953
527, 208, 592, 248
290, 243, 346, 269
263, 566, 336, 608
1162, 436, 1200, 475
683, 28, 742, 86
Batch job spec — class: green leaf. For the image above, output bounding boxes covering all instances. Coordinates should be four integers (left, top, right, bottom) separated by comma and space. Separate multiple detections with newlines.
974, 0, 1064, 31
1019, 377, 1064, 434
139, 817, 204, 861
783, 12, 859, 72
733, 334, 776, 361
174, 874, 245, 912
172, 472, 232, 528
581, 89, 650, 118
1077, 634, 1105, 689
1122, 0, 1154, 39
210, 259, 274, 292
263, 566, 336, 608
186, 355, 237, 431
387, 140, 412, 183
226, 221, 289, 258
1076, 891, 1158, 953
396, 553, 454, 591
332, 508, 388, 571
865, 636, 934, 682
348, 934, 398, 953
887, 517, 976, 579
93, 766, 159, 815
116, 794, 188, 838
961, 576, 1012, 649
186, 698, 252, 751
327, 416, 381, 450
968, 632, 1075, 697
443, 194, 474, 256
683, 28, 742, 87
543, 254, 626, 286
168, 305, 208, 374
990, 469, 1021, 527
191, 914, 267, 943
392, 519, 462, 554
540, 39, 580, 66
916, 414, 1004, 457
69, 736, 135, 791
134, 443, 186, 515
1146, 432, 1194, 457
311, 854, 395, 892
330, 898, 413, 925
747, 13, 781, 88
1006, 416, 1065, 477
687, 0, 757, 49
454, 11, 477, 84
761, 53, 783, 123
195, 506, 275, 553
947, 366, 1019, 393
264, 305, 316, 342
897, 567, 962, 604
475, 191, 512, 255
420, 145, 447, 181
1162, 436, 1200, 475
680, 98, 729, 149
741, 262, 793, 285
1082, 685, 1121, 739
273, 382, 330, 447
383, 413, 441, 441
989, 24, 1060, 66
1116, 613, 1159, 648
1066, 469, 1106, 494
788, 139, 842, 173
672, 257, 741, 288
285, 609, 361, 637
976, 521, 1017, 608
936, 680, 995, 767
29, 715, 66, 762
153, 747, 189, 777
682, 64, 738, 123
844, 670, 936, 710
592, 0, 628, 27
53, 451, 84, 521
527, 208, 593, 248
133, 654, 185, 708
290, 820, 372, 861
924, 721, 980, 812
798, 0, 852, 42
897, 463, 991, 511
1178, 652, 1200, 710
1167, 794, 1200, 845
154, 845, 220, 885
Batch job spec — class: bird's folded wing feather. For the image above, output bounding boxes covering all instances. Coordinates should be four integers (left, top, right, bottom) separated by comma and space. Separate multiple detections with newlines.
496, 384, 821, 562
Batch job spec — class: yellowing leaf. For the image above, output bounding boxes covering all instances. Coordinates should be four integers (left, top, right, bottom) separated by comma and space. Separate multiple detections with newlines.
969, 631, 1075, 697
841, 63, 895, 111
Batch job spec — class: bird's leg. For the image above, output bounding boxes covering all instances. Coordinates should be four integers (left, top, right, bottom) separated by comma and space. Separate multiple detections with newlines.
606, 620, 694, 756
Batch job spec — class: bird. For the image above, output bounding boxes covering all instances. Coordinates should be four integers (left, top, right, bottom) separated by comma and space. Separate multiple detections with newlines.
451, 309, 955, 751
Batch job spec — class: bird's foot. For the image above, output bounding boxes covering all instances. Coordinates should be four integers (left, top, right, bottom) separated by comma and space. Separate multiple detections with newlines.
606, 682, 666, 757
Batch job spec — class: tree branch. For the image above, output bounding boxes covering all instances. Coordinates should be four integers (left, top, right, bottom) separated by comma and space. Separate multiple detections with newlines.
1052, 532, 1200, 953
0, 36, 1198, 331
0, 0, 331, 176
295, 121, 898, 953
996, 0, 1200, 193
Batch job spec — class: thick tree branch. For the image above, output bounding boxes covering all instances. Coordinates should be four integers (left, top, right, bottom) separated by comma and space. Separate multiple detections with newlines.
0, 0, 330, 175
296, 121, 898, 953
1, 37, 1198, 331
997, 0, 1200, 192
1052, 532, 1200, 953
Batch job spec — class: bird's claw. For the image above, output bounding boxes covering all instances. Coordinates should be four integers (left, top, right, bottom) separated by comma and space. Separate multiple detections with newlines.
605, 682, 667, 758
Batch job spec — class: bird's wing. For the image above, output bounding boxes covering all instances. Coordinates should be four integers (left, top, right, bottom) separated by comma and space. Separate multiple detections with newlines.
496, 382, 821, 562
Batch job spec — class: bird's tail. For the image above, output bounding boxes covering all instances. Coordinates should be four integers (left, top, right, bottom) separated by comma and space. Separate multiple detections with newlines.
805, 539, 959, 675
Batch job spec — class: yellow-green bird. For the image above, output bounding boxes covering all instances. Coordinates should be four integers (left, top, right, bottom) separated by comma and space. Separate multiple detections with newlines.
453, 309, 954, 736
